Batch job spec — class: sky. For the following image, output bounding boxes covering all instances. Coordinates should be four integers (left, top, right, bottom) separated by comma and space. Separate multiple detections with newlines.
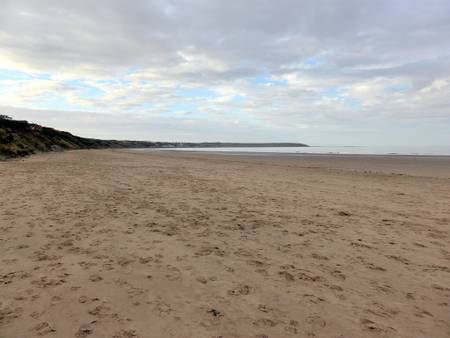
1, 0, 450, 145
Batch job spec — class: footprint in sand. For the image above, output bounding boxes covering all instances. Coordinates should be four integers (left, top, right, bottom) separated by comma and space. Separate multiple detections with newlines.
284, 320, 300, 334
306, 314, 326, 329
88, 304, 118, 319
302, 294, 325, 304
75, 324, 94, 337
365, 302, 399, 318
227, 284, 253, 296
279, 270, 295, 281
195, 246, 225, 257
153, 301, 172, 317
165, 265, 182, 281
246, 260, 267, 268
78, 261, 97, 270
112, 329, 138, 338
357, 257, 387, 272
253, 318, 279, 327
330, 269, 346, 280
78, 296, 89, 304
89, 274, 103, 282
0, 306, 22, 325
385, 255, 410, 265
117, 257, 134, 267
1, 271, 31, 285
279, 265, 323, 283
338, 211, 351, 216
311, 253, 329, 261
33, 321, 56, 336
138, 256, 153, 264
127, 286, 145, 297
196, 276, 208, 284
31, 276, 66, 288
360, 318, 383, 332
207, 308, 224, 319
257, 304, 274, 313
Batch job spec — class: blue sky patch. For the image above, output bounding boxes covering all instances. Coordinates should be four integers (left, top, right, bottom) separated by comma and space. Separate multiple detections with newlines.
390, 83, 412, 92
66, 80, 104, 98
0, 68, 51, 80
250, 74, 287, 86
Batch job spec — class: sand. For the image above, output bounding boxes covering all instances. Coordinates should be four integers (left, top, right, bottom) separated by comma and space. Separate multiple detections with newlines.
0, 149, 449, 338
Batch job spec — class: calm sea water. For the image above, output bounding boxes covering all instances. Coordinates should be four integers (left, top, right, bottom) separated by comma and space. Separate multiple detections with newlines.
147, 145, 450, 156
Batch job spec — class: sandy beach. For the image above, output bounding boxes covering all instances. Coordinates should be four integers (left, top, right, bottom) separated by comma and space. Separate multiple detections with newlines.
1, 149, 449, 338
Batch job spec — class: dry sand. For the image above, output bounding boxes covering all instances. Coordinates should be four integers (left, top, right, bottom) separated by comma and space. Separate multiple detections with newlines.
1, 149, 449, 338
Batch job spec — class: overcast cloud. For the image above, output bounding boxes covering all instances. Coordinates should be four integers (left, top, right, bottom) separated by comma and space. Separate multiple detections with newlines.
1, 0, 449, 145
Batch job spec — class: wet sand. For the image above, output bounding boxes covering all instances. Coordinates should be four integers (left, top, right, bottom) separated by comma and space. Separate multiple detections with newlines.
1, 149, 449, 338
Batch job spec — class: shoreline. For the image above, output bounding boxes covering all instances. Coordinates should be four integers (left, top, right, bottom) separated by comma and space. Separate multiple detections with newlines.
155, 148, 450, 158
127, 149, 450, 178
133, 145, 450, 157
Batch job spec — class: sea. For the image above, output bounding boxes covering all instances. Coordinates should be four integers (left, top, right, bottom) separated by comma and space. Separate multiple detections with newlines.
144, 145, 450, 156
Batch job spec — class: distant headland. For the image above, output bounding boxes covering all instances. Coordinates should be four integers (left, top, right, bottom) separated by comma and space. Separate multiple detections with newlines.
0, 115, 308, 159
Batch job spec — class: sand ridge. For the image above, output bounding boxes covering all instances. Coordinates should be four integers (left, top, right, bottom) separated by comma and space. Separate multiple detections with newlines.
0, 149, 449, 337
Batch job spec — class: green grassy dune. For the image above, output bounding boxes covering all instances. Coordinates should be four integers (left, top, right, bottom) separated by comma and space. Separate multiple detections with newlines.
0, 116, 158, 160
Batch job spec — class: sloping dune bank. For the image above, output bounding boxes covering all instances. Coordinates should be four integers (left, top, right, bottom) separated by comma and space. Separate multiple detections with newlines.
1, 149, 449, 338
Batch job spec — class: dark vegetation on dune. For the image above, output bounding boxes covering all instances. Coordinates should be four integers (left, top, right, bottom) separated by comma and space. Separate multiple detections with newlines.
0, 115, 308, 160
0, 115, 159, 159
